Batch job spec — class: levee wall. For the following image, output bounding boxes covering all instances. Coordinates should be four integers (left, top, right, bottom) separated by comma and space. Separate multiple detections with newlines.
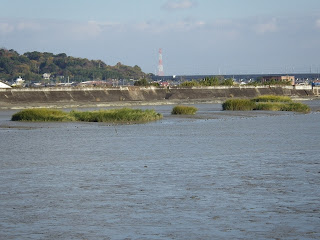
0, 86, 315, 107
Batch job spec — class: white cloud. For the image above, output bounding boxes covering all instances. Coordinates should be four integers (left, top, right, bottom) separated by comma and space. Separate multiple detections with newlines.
71, 21, 103, 37
162, 0, 196, 11
170, 19, 205, 31
1, 14, 319, 75
0, 22, 14, 34
253, 18, 278, 34
133, 19, 205, 34
0, 20, 44, 35
68, 20, 123, 38
17, 21, 42, 31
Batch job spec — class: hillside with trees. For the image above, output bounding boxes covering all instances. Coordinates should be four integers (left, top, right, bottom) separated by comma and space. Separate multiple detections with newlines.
0, 48, 148, 83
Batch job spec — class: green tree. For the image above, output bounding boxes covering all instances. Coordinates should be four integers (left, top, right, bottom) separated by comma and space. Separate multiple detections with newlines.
24, 51, 42, 61
134, 78, 149, 86
200, 77, 219, 86
0, 48, 148, 82
221, 78, 234, 86
180, 80, 200, 87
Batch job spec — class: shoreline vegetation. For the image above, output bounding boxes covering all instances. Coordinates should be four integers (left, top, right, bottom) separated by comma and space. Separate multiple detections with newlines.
171, 105, 198, 115
9, 95, 313, 123
222, 95, 311, 113
11, 108, 163, 123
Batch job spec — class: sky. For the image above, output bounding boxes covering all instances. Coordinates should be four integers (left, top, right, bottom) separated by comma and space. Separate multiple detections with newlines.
1, 0, 320, 75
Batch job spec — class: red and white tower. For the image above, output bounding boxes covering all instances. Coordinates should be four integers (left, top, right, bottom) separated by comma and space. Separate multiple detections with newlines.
157, 48, 164, 76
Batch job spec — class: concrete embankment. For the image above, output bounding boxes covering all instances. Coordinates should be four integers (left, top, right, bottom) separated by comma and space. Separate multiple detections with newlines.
0, 85, 317, 109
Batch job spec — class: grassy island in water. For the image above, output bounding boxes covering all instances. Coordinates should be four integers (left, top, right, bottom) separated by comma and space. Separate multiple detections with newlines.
222, 95, 311, 113
171, 105, 198, 115
11, 108, 163, 123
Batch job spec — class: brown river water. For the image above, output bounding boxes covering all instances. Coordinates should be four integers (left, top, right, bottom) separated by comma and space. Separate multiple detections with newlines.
0, 102, 319, 239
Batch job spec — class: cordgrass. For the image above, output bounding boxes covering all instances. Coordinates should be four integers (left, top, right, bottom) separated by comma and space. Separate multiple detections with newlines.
11, 108, 75, 122
222, 99, 256, 111
278, 102, 311, 113
171, 105, 198, 115
252, 95, 292, 103
254, 102, 283, 111
222, 95, 311, 113
70, 108, 162, 123
255, 102, 311, 113
12, 108, 163, 123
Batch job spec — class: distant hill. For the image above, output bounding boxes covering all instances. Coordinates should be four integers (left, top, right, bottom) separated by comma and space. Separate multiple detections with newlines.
0, 48, 149, 82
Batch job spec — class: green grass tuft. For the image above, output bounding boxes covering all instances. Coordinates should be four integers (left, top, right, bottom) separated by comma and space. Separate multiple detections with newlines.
12, 108, 163, 123
71, 108, 162, 123
222, 96, 311, 113
171, 105, 198, 115
279, 102, 311, 113
222, 99, 256, 111
11, 108, 74, 121
254, 102, 311, 113
252, 95, 292, 102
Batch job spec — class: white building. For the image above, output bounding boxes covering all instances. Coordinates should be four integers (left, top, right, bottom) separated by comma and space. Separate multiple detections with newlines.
12, 76, 25, 87
0, 81, 12, 88
43, 73, 51, 80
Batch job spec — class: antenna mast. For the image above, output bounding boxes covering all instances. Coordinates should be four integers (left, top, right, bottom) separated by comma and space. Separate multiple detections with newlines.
158, 48, 164, 76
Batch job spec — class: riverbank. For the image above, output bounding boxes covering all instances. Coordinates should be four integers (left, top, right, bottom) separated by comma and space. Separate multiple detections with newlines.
0, 86, 318, 109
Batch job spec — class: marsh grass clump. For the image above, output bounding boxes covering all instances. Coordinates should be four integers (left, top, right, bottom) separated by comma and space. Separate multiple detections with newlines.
279, 102, 311, 113
71, 108, 163, 123
222, 95, 311, 113
12, 108, 163, 123
255, 102, 311, 113
254, 102, 283, 111
222, 99, 256, 111
252, 95, 292, 103
11, 108, 74, 121
171, 105, 198, 115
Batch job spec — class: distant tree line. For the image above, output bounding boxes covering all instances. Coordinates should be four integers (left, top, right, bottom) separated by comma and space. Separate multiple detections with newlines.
133, 78, 159, 87
0, 48, 147, 82
179, 76, 292, 87
179, 76, 234, 87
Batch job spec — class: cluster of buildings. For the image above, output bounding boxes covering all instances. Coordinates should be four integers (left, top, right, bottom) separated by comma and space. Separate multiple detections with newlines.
0, 76, 25, 88
1, 74, 320, 89
0, 74, 123, 88
260, 75, 320, 86
260, 75, 295, 85
259, 75, 319, 86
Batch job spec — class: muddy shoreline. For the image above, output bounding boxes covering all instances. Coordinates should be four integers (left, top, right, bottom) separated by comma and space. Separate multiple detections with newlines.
1, 97, 319, 110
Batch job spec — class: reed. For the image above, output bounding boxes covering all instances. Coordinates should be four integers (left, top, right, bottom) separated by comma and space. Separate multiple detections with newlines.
254, 102, 284, 111
222, 99, 256, 111
222, 97, 311, 113
171, 105, 198, 115
11, 108, 74, 121
12, 108, 163, 123
279, 102, 311, 113
254, 102, 310, 113
71, 108, 163, 123
252, 95, 292, 102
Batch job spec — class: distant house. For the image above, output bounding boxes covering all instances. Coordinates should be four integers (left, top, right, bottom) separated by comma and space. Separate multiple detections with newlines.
11, 76, 25, 87
0, 81, 12, 88
262, 75, 295, 85
43, 73, 51, 80
159, 81, 170, 87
